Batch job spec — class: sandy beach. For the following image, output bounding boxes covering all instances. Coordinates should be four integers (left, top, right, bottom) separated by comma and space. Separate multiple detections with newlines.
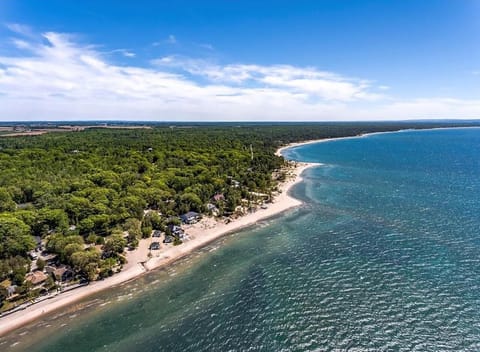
275, 135, 369, 157
275, 139, 327, 156
0, 153, 319, 336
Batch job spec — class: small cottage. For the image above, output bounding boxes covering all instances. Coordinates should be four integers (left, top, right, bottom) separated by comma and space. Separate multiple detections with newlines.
25, 271, 48, 286
180, 211, 200, 224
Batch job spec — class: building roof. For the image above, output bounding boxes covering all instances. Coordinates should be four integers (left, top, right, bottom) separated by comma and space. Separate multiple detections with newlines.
25, 271, 48, 285
181, 211, 199, 218
167, 224, 182, 231
54, 266, 73, 278
40, 253, 58, 262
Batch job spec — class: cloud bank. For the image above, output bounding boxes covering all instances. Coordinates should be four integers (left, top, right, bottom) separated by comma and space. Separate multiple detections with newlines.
0, 26, 479, 121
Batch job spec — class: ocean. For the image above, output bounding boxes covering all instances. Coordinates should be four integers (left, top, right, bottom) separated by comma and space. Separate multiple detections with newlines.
2, 127, 480, 351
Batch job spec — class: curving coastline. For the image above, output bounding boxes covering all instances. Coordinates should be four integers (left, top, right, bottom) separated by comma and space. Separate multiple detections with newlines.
0, 150, 319, 337
3, 127, 471, 337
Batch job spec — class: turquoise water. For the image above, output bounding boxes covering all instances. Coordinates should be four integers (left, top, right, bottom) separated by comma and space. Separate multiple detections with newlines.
2, 128, 480, 351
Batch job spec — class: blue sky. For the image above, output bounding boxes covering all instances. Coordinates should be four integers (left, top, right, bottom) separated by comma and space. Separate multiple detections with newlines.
0, 0, 479, 121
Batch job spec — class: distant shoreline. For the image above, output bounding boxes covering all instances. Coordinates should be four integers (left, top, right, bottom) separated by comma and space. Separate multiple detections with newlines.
0, 159, 319, 337
276, 126, 480, 158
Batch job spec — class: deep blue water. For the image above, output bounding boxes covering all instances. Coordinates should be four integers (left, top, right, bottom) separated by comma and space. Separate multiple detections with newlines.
2, 128, 480, 351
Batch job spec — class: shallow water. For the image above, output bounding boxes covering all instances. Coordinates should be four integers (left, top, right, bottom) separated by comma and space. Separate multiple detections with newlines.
2, 128, 480, 351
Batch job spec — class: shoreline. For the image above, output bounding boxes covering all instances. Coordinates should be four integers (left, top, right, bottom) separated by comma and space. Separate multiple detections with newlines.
2, 125, 476, 337
0, 160, 319, 337
275, 132, 384, 157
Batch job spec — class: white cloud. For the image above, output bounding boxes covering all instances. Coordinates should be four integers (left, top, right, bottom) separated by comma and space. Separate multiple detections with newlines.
109, 49, 136, 58
152, 56, 382, 101
152, 34, 177, 47
11, 38, 33, 50
5, 23, 35, 37
0, 28, 479, 121
198, 43, 214, 50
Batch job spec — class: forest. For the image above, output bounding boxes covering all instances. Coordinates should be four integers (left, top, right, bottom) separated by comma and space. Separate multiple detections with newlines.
0, 121, 477, 308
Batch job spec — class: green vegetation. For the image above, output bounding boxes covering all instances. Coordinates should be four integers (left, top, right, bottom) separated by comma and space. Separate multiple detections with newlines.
0, 121, 477, 309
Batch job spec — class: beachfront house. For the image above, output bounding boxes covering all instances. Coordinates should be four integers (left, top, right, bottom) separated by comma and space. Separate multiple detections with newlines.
44, 265, 74, 282
54, 266, 75, 282
167, 224, 184, 236
180, 211, 200, 224
25, 271, 48, 287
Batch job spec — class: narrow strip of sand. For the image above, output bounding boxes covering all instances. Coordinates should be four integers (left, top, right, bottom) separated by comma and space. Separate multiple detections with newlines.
275, 139, 326, 156
0, 158, 319, 337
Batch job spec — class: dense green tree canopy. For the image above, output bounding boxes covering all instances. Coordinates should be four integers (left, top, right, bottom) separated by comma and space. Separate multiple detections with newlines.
0, 215, 35, 258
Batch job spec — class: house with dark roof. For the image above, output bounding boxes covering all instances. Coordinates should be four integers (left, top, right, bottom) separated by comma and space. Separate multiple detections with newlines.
167, 224, 184, 236
180, 211, 200, 224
